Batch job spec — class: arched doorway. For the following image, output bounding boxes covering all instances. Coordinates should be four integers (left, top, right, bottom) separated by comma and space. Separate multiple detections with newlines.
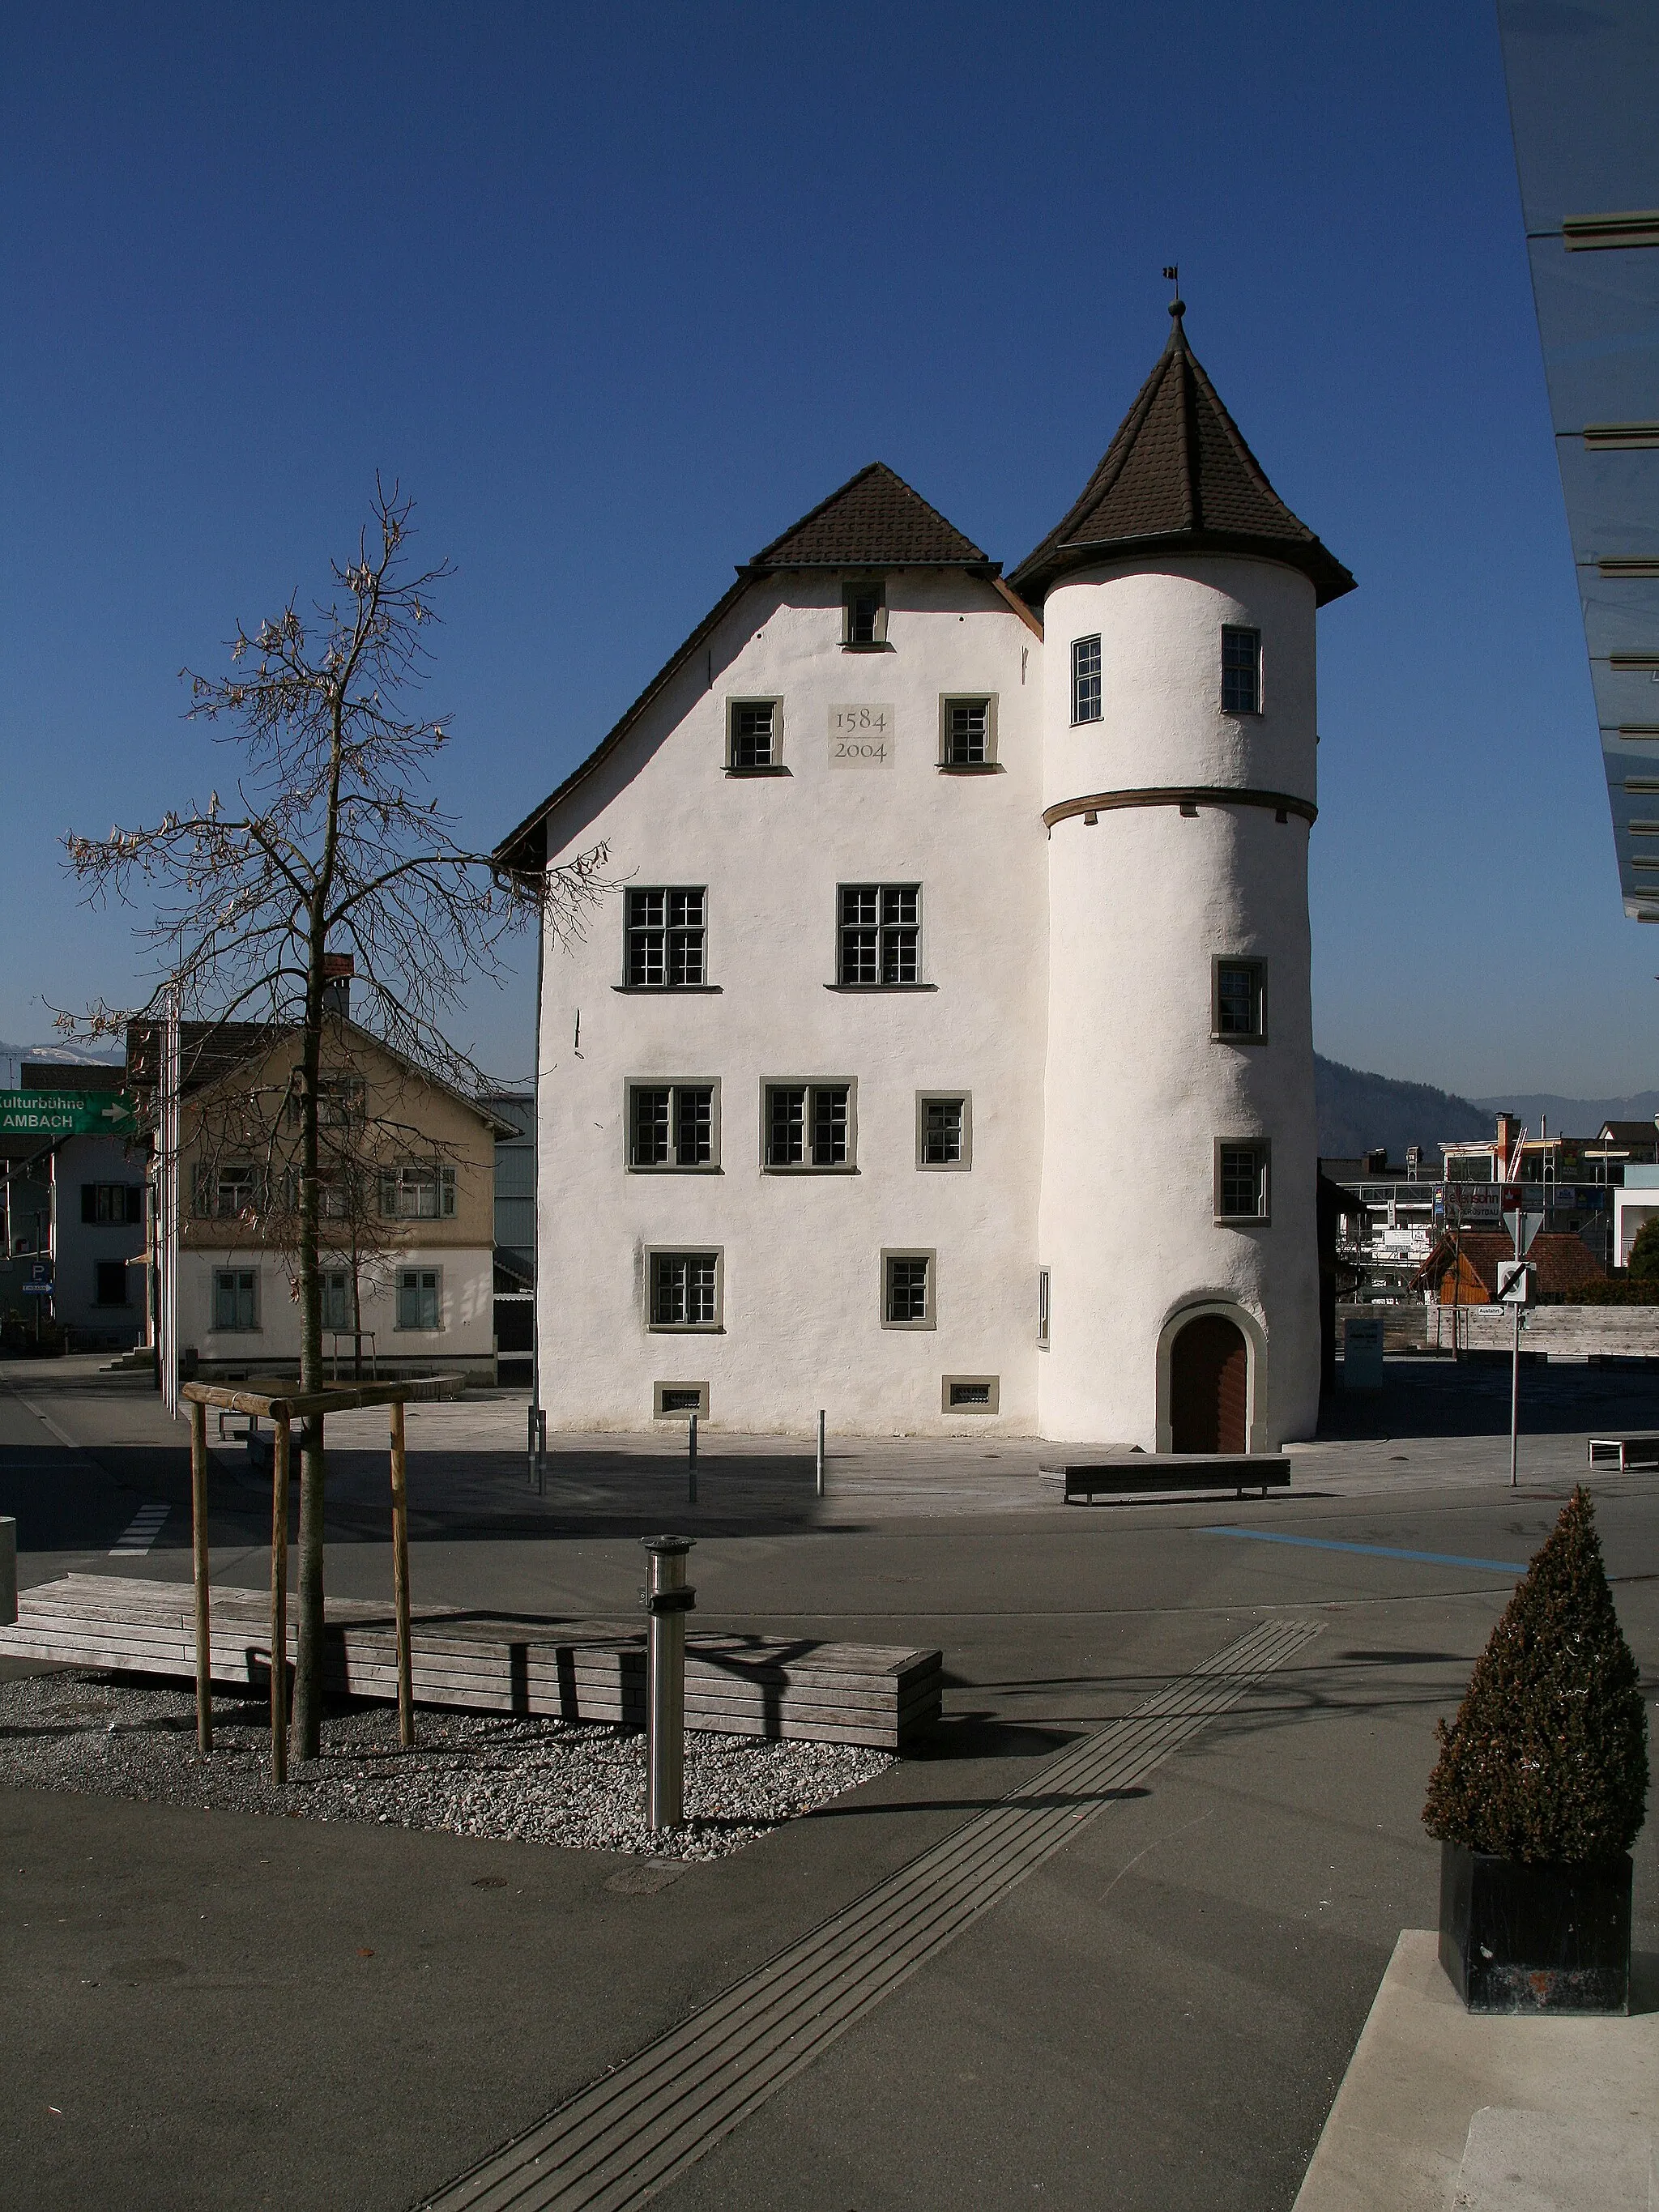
1169, 1313, 1248, 1452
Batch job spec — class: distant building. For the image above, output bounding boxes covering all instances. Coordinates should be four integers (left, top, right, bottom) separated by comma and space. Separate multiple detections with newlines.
0, 1061, 144, 1349
480, 1091, 534, 1378
1410, 1231, 1606, 1307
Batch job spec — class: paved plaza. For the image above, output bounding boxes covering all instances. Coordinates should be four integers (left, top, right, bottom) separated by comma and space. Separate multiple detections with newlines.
0, 1354, 1654, 2210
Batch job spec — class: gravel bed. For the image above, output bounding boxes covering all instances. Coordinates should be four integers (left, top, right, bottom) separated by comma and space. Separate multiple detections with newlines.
0, 1672, 893, 1860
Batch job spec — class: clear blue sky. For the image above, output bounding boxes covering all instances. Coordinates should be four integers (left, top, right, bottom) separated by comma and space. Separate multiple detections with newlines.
1, 2, 1642, 1097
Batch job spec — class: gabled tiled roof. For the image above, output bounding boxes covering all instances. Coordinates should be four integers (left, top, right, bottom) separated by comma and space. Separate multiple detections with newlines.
746, 462, 995, 573
1410, 1231, 1607, 1302
1010, 305, 1354, 607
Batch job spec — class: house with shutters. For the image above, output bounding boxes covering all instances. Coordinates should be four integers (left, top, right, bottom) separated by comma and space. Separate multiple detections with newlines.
496, 302, 1354, 1445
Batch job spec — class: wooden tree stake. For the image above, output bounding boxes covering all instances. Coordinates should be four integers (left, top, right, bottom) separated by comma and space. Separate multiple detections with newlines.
189, 1397, 212, 1752
270, 1417, 291, 1784
390, 1400, 414, 1747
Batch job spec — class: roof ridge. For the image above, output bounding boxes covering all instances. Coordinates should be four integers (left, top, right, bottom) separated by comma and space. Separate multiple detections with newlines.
744, 458, 992, 572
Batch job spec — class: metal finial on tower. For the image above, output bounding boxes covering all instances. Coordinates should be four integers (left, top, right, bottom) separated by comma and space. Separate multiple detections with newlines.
1162, 265, 1184, 322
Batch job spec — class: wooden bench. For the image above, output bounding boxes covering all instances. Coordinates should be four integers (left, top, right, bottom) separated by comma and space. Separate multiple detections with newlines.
1587, 1434, 1659, 1471
1042, 1453, 1291, 1503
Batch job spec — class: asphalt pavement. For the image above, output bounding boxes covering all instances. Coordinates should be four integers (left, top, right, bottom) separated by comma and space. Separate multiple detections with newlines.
0, 1354, 1654, 2210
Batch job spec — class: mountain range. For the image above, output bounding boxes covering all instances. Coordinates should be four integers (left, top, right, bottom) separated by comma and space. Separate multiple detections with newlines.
1316, 1055, 1657, 1161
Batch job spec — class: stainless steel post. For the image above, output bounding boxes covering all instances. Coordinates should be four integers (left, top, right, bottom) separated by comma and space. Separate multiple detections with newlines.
537, 1408, 548, 1495
642, 1535, 695, 1831
1510, 1306, 1520, 1489
688, 1410, 697, 1504
816, 1409, 825, 1498
527, 1401, 537, 1489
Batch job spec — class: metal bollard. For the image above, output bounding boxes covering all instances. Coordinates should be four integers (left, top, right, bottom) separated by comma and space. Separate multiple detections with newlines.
687, 1410, 697, 1504
641, 1536, 695, 1831
0, 1516, 15, 1627
816, 1409, 825, 1498
527, 1401, 539, 1490
537, 1407, 548, 1495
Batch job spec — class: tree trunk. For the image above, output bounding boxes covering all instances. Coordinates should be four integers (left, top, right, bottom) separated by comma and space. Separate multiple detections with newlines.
291, 972, 328, 1758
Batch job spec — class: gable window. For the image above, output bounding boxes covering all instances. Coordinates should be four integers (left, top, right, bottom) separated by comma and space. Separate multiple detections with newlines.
198, 1162, 262, 1220
1222, 626, 1261, 715
379, 1165, 457, 1220
627, 1080, 719, 1170
882, 1249, 936, 1328
1071, 636, 1102, 724
842, 579, 888, 648
1216, 1141, 1270, 1223
286, 1076, 365, 1131
1213, 958, 1267, 1042
212, 1268, 258, 1332
396, 1267, 442, 1330
916, 1093, 970, 1169
626, 887, 706, 987
765, 1081, 854, 1170
940, 695, 996, 769
838, 884, 920, 986
648, 1249, 723, 1330
81, 1183, 143, 1225
727, 699, 780, 770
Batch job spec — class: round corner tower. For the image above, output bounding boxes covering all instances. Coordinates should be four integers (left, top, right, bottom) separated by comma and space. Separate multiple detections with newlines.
1012, 302, 1355, 1451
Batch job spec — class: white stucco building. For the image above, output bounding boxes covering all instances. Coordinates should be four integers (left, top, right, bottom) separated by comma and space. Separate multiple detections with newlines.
497, 305, 1354, 1446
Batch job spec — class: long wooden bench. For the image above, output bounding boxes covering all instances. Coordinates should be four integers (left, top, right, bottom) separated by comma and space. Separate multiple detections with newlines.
1042, 1453, 1291, 1503
1587, 1434, 1659, 1471
0, 1575, 940, 1751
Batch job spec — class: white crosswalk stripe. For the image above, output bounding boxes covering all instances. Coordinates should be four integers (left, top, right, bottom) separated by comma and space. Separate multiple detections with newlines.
109, 1504, 169, 1557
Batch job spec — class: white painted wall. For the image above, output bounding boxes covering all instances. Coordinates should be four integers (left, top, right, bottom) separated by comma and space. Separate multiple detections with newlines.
537, 570, 1049, 1434
1036, 557, 1322, 1447
181, 1245, 495, 1370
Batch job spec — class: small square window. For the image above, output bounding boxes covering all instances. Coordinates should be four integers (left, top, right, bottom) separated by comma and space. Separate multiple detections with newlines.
82, 1183, 143, 1225
94, 1260, 130, 1308
842, 579, 888, 648
648, 1249, 723, 1330
943, 1375, 999, 1413
627, 1080, 719, 1170
916, 1093, 970, 1170
1071, 636, 1102, 725
1222, 626, 1261, 715
838, 884, 920, 986
940, 696, 996, 767
625, 886, 706, 987
212, 1268, 259, 1332
1217, 1142, 1270, 1223
764, 1081, 853, 1170
397, 1268, 442, 1330
206, 1163, 262, 1220
882, 1249, 936, 1329
1213, 958, 1267, 1042
727, 699, 780, 769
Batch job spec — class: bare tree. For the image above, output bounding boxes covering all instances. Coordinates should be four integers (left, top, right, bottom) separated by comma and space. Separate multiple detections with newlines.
64, 483, 604, 1757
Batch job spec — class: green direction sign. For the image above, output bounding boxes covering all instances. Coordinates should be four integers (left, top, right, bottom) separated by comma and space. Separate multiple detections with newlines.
0, 1089, 139, 1140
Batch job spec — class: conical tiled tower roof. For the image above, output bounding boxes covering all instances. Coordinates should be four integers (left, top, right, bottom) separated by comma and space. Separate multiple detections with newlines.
744, 462, 996, 573
1009, 305, 1354, 607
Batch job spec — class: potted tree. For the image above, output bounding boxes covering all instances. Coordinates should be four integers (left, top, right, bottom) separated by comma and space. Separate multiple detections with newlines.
1424, 1487, 1648, 2012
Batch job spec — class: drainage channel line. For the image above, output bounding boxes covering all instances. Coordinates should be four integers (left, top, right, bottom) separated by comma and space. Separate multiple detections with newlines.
109, 1504, 169, 1557
420, 1613, 1323, 2212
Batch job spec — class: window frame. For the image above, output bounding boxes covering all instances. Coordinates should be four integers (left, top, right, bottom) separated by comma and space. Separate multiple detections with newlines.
199, 1161, 262, 1221
1071, 635, 1102, 725
842, 578, 889, 650
881, 1247, 936, 1331
1212, 957, 1269, 1045
81, 1182, 143, 1226
622, 885, 710, 991
211, 1267, 260, 1332
379, 1164, 458, 1221
646, 1246, 725, 1333
1038, 1267, 1051, 1349
836, 882, 923, 989
1222, 624, 1263, 717
1214, 1140, 1272, 1225
625, 1078, 722, 1173
937, 693, 999, 772
760, 1079, 857, 1173
395, 1265, 444, 1332
942, 1375, 999, 1413
915, 1091, 972, 1171
725, 696, 787, 775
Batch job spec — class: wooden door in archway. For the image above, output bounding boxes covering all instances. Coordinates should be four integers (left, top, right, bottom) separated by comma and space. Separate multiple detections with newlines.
1169, 1314, 1248, 1453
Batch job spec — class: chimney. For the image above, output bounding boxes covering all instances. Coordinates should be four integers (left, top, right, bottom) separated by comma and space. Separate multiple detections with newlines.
1495, 1112, 1519, 1179
322, 952, 354, 1020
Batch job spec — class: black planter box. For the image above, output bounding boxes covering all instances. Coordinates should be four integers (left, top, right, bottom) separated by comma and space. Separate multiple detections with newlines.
1439, 1841, 1632, 2014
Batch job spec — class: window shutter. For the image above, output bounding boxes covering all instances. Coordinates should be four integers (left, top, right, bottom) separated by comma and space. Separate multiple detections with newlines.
441, 1168, 456, 1217
81, 1184, 97, 1224
380, 1170, 398, 1217
191, 1163, 211, 1216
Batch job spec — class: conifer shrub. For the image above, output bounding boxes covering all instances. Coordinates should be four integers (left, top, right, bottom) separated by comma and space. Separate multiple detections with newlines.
1628, 1217, 1659, 1282
1424, 1488, 1648, 1863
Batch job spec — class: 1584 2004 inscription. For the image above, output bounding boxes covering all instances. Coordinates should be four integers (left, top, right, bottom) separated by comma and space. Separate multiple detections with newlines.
829, 704, 895, 767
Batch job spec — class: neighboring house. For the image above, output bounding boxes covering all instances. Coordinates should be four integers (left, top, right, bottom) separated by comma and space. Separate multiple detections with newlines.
481, 1091, 535, 1375
1613, 1165, 1659, 1267
1410, 1232, 1606, 1306
126, 1017, 504, 1380
0, 1062, 144, 1349
1594, 1119, 1659, 1175
494, 303, 1354, 1445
